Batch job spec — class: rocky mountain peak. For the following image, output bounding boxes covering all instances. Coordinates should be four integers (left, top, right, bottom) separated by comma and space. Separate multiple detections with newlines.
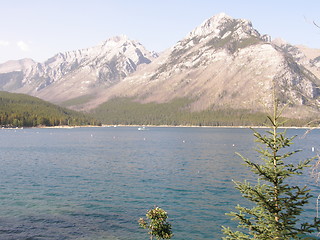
164, 12, 272, 69
96, 35, 155, 63
187, 12, 264, 43
0, 35, 157, 101
106, 35, 128, 42
0, 58, 35, 74
187, 12, 232, 38
100, 35, 130, 49
151, 13, 271, 82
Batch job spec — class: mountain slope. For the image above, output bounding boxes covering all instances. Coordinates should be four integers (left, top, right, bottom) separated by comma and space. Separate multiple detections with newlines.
1, 13, 320, 123
76, 13, 320, 119
0, 58, 35, 74
0, 35, 157, 103
0, 91, 98, 127
0, 59, 35, 92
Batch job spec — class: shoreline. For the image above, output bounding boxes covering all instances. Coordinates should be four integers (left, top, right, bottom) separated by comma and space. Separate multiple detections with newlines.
28, 124, 320, 130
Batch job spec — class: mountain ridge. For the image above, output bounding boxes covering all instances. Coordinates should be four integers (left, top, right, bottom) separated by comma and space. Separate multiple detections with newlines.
1, 13, 320, 122
0, 58, 35, 74
0, 35, 157, 103
75, 13, 320, 119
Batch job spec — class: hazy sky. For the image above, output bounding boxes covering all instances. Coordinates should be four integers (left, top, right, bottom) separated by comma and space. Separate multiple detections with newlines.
1, 0, 320, 63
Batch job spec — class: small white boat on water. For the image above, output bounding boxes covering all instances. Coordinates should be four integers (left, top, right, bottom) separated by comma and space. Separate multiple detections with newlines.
138, 126, 148, 131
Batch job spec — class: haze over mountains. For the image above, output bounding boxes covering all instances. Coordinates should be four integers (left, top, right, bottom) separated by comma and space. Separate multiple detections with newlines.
1, 13, 320, 120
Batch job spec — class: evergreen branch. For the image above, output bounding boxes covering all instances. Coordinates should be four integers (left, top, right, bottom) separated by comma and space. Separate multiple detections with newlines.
223, 93, 320, 239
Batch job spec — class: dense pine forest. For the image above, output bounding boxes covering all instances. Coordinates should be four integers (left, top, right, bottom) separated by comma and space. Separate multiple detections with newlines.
0, 91, 312, 128
91, 97, 309, 127
0, 91, 99, 127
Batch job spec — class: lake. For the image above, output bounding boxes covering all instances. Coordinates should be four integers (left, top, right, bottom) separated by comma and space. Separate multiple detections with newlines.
0, 126, 319, 239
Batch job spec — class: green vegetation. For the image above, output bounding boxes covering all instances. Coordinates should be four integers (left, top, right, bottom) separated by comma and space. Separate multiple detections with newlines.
139, 207, 173, 240
91, 97, 309, 127
222, 100, 320, 239
204, 18, 262, 54
60, 94, 94, 108
0, 91, 99, 127
237, 37, 261, 49
207, 35, 261, 54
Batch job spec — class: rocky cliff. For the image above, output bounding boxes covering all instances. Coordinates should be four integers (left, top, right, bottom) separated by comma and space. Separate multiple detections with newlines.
0, 35, 157, 102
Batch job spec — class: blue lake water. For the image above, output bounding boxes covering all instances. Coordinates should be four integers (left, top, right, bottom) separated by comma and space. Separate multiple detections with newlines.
0, 126, 319, 239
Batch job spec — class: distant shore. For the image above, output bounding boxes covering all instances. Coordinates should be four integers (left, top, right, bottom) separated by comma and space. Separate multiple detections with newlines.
106, 124, 320, 129
2, 124, 318, 130
34, 124, 320, 130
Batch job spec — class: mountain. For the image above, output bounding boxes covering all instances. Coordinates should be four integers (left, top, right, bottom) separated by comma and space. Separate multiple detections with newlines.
272, 38, 320, 79
1, 13, 320, 123
0, 58, 36, 92
78, 13, 320, 119
0, 35, 157, 103
0, 58, 35, 74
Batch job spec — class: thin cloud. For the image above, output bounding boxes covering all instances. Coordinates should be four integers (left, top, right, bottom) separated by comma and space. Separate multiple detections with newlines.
17, 41, 30, 51
0, 40, 10, 47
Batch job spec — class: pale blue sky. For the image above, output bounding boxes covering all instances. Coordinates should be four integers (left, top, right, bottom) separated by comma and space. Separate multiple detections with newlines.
1, 0, 319, 63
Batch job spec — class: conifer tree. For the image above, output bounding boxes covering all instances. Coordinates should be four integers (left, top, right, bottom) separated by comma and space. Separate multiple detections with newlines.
139, 206, 173, 240
222, 98, 320, 239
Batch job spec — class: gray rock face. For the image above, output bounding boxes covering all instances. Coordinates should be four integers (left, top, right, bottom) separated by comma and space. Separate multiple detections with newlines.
90, 13, 320, 116
0, 58, 35, 74
0, 35, 157, 102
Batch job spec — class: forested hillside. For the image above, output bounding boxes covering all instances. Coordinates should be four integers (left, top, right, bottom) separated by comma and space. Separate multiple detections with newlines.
0, 91, 99, 127
91, 97, 309, 126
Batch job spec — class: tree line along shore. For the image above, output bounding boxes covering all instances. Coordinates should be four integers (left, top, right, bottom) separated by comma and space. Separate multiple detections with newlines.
0, 92, 315, 128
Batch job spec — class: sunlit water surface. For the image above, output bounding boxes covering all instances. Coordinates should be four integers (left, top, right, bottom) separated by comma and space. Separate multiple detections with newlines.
0, 127, 319, 239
